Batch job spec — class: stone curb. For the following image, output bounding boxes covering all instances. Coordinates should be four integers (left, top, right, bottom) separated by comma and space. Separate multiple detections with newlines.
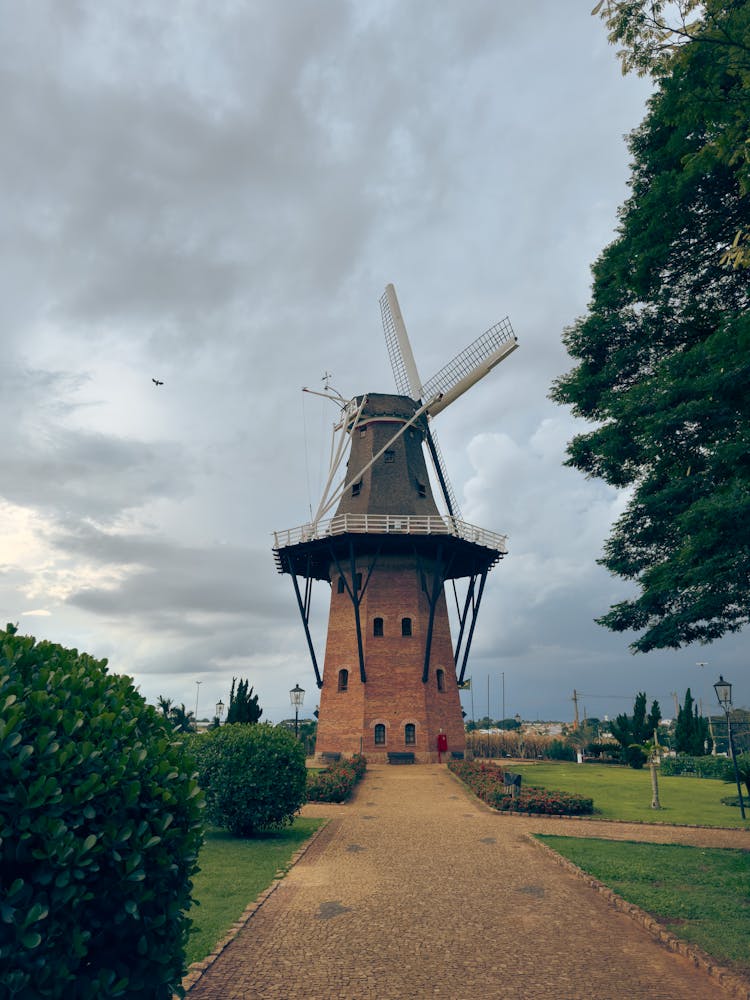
528, 833, 750, 1000
177, 818, 332, 997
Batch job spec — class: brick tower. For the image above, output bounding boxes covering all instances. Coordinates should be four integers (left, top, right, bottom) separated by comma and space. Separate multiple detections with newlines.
273, 285, 517, 763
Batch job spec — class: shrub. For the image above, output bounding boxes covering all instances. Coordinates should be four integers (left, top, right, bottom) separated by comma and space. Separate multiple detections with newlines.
547, 739, 576, 761
660, 754, 735, 780
625, 743, 647, 769
189, 723, 306, 837
0, 625, 204, 1000
447, 759, 594, 816
306, 755, 367, 802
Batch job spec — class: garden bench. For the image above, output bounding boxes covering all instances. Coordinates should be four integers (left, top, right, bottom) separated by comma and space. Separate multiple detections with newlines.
387, 751, 415, 765
450, 751, 464, 760
320, 752, 341, 763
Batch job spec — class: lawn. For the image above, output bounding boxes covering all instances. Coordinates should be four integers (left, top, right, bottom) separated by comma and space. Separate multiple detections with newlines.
186, 817, 325, 967
537, 835, 750, 976
507, 761, 748, 827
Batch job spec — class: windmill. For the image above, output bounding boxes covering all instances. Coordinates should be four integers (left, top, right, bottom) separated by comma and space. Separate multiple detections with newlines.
272, 284, 517, 762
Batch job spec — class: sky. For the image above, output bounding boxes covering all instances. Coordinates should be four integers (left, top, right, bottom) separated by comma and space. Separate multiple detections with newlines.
2, 0, 745, 727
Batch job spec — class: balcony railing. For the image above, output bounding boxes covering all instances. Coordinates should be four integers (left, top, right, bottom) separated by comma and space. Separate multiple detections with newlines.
272, 513, 507, 554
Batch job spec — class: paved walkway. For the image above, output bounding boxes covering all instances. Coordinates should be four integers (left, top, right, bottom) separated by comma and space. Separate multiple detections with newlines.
186, 765, 750, 1000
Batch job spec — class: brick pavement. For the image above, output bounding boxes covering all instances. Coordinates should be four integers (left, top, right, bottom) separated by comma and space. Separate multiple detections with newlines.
185, 764, 750, 1000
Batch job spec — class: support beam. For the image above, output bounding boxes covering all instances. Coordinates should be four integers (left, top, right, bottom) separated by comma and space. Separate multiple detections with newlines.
283, 553, 323, 689
453, 574, 477, 670
457, 568, 488, 687
419, 545, 445, 684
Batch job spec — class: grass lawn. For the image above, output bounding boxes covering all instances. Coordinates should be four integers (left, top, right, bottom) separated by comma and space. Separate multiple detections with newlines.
186, 818, 325, 967
506, 761, 749, 827
537, 835, 750, 976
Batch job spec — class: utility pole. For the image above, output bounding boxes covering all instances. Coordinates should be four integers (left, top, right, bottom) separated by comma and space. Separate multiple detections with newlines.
571, 689, 580, 730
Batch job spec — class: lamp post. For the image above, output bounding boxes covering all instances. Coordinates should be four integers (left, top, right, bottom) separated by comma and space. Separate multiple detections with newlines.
215, 700, 224, 725
290, 683, 305, 739
714, 675, 746, 820
194, 680, 202, 721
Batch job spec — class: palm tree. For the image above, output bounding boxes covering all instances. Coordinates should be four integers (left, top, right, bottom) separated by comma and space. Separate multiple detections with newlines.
169, 703, 196, 733
157, 695, 173, 719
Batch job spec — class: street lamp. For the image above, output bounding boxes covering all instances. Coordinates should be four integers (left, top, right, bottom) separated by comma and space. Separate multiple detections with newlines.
714, 675, 746, 820
215, 699, 224, 725
290, 683, 305, 738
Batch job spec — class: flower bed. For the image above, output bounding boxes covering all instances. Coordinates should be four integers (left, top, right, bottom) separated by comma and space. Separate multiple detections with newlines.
306, 754, 367, 802
448, 759, 594, 816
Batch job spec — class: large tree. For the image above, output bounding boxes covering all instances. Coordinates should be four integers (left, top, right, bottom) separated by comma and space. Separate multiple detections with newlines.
551, 0, 750, 652
674, 688, 711, 754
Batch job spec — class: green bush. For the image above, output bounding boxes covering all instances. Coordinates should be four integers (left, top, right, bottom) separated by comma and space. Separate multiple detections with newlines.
190, 724, 306, 837
306, 755, 367, 802
625, 743, 647, 769
0, 625, 204, 1000
660, 754, 735, 780
547, 739, 576, 761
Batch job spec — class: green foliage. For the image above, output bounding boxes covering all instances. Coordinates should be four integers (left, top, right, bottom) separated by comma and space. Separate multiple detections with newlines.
661, 754, 734, 779
448, 760, 594, 816
674, 688, 711, 755
552, 0, 750, 652
190, 724, 305, 837
547, 739, 576, 761
609, 693, 661, 763
305, 755, 367, 802
226, 677, 263, 725
0, 625, 204, 1000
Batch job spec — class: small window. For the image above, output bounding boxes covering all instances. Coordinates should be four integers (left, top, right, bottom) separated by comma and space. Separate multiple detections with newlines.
401, 617, 412, 637
405, 723, 416, 745
384, 450, 395, 464
416, 480, 426, 498
337, 576, 345, 594
352, 480, 362, 497
353, 572, 362, 591
373, 617, 384, 637
338, 669, 349, 692
436, 669, 445, 692
374, 723, 386, 745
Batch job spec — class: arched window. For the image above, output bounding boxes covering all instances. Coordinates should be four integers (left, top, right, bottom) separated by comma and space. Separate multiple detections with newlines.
436, 669, 445, 692
401, 617, 412, 637
405, 723, 416, 745
337, 576, 345, 594
374, 723, 386, 745
338, 669, 349, 692
373, 617, 384, 637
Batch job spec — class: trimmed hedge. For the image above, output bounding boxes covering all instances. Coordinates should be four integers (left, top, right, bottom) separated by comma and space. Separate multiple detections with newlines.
189, 724, 307, 837
660, 754, 735, 779
448, 759, 594, 816
0, 625, 204, 1000
306, 755, 367, 802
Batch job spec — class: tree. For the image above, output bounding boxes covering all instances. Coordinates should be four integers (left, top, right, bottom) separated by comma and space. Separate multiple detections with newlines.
226, 676, 263, 724
592, 0, 750, 267
674, 688, 711, 754
169, 702, 196, 733
610, 692, 662, 765
551, 0, 750, 653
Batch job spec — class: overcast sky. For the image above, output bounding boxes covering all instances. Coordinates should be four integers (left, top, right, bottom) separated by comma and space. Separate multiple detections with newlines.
2, 1, 744, 726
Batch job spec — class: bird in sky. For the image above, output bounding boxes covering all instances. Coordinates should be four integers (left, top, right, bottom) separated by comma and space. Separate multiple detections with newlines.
152, 378, 164, 386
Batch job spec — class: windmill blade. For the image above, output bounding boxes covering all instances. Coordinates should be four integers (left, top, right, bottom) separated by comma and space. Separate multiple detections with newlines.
379, 284, 423, 400
421, 317, 517, 418
424, 425, 462, 520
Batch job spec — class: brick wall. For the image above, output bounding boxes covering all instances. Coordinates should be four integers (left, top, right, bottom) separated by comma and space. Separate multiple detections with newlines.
316, 553, 466, 762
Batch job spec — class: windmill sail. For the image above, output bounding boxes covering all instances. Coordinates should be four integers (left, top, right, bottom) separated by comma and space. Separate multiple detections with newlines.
380, 284, 423, 399
421, 317, 517, 417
